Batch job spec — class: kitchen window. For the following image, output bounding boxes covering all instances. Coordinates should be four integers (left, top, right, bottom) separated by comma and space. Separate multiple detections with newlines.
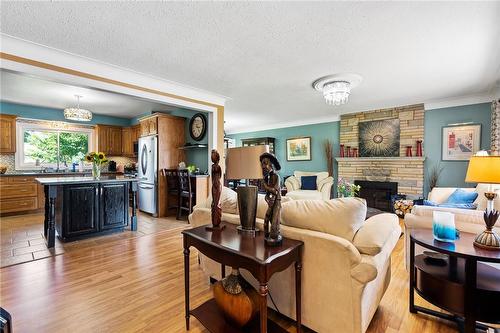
15, 120, 94, 170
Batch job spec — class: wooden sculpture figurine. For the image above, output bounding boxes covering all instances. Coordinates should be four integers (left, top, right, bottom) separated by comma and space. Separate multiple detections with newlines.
259, 152, 283, 246
207, 149, 224, 230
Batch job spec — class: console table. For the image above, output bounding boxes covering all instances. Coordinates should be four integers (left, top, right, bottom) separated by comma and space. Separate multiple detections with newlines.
182, 222, 303, 333
409, 229, 500, 333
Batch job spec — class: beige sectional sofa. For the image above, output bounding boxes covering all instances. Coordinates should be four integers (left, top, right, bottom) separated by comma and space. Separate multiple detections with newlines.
189, 187, 401, 333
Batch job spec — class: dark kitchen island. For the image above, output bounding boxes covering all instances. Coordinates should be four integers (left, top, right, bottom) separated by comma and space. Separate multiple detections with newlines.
36, 176, 138, 248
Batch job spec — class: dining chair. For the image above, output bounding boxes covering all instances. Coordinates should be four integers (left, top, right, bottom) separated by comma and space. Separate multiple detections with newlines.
162, 168, 180, 215
177, 169, 194, 220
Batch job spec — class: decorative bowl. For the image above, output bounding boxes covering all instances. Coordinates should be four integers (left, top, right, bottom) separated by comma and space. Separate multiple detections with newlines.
0, 165, 7, 174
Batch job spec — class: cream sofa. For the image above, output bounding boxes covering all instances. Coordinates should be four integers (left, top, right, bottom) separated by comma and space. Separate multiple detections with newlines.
284, 171, 333, 200
189, 187, 401, 333
404, 185, 500, 268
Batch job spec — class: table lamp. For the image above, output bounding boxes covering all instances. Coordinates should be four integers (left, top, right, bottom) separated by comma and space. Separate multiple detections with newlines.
465, 155, 500, 250
225, 145, 269, 235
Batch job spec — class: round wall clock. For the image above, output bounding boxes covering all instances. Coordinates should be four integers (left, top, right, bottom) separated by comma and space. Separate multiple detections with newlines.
189, 113, 207, 141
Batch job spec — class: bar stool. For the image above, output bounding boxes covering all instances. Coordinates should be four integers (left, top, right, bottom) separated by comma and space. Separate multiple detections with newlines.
162, 168, 179, 215
177, 169, 194, 220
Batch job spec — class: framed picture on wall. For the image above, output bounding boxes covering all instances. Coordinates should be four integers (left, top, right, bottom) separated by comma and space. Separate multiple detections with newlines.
442, 124, 481, 161
286, 137, 311, 161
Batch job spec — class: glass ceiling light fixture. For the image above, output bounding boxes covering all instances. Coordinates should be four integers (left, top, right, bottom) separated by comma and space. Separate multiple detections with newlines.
64, 95, 93, 122
312, 73, 363, 106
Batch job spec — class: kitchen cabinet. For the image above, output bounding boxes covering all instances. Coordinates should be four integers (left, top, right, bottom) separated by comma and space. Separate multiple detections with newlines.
0, 176, 38, 214
121, 125, 140, 157
99, 182, 128, 230
96, 125, 122, 155
140, 117, 158, 137
63, 184, 99, 238
0, 114, 17, 153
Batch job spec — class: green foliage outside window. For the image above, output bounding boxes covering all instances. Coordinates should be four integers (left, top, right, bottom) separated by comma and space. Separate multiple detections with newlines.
24, 130, 89, 166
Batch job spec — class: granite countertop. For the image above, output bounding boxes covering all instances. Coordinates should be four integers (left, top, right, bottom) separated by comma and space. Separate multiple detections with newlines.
36, 175, 137, 185
1, 171, 120, 177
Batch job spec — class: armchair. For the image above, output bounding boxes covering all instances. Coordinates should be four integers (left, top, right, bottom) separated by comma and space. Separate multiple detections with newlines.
285, 171, 333, 200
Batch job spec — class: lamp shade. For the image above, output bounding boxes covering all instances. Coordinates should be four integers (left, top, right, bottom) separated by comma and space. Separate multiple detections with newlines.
465, 156, 500, 184
225, 145, 269, 180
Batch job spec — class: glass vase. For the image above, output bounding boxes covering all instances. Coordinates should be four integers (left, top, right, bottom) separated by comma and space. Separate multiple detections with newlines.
92, 163, 101, 179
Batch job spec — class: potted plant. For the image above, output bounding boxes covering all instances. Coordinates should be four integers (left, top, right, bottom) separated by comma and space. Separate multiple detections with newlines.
337, 178, 361, 198
85, 151, 108, 179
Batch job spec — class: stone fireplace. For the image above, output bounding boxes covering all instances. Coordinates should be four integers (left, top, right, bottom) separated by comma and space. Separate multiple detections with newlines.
337, 104, 425, 198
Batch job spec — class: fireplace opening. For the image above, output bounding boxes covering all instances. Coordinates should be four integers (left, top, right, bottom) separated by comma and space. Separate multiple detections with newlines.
354, 180, 398, 212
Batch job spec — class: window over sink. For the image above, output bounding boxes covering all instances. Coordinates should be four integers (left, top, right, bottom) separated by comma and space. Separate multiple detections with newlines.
15, 119, 94, 170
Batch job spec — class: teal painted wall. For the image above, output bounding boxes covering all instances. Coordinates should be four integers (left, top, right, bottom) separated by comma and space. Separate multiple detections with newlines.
132, 110, 209, 172
424, 102, 492, 193
0, 101, 131, 126
229, 121, 341, 195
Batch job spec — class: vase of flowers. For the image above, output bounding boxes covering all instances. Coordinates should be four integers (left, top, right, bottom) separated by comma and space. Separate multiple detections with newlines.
337, 178, 361, 198
85, 152, 108, 179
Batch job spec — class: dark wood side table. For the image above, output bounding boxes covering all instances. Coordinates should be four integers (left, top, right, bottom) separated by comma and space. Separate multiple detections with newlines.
409, 229, 500, 333
182, 222, 303, 333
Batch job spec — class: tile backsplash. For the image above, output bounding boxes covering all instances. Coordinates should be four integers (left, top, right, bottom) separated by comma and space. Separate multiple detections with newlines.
0, 154, 15, 172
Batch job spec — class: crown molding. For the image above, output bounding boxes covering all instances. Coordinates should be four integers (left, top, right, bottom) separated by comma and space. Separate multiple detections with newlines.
0, 34, 228, 109
424, 93, 494, 110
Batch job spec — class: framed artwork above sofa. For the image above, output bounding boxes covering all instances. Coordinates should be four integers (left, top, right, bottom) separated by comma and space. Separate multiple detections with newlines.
442, 124, 481, 161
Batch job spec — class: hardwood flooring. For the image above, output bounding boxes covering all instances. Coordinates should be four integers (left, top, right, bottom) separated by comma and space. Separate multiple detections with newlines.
0, 215, 470, 332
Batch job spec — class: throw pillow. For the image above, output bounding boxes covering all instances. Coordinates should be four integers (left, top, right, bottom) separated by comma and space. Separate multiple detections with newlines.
300, 176, 317, 190
446, 189, 478, 204
423, 199, 477, 210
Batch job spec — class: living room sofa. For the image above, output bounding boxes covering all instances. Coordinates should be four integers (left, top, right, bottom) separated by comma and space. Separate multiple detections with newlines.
404, 185, 500, 268
189, 187, 401, 333
284, 171, 333, 200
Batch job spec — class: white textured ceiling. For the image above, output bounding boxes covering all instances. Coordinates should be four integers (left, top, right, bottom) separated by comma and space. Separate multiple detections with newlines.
1, 2, 499, 133
0, 70, 176, 118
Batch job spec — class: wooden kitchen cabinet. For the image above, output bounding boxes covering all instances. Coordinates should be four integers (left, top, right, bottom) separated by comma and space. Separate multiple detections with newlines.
121, 125, 140, 157
96, 125, 122, 155
0, 114, 17, 153
0, 176, 39, 214
140, 117, 158, 137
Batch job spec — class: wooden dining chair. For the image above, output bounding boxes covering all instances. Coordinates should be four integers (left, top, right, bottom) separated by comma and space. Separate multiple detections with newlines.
162, 168, 180, 215
177, 169, 194, 220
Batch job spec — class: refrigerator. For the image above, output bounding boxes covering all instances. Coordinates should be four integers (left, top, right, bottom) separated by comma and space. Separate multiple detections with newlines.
138, 135, 157, 215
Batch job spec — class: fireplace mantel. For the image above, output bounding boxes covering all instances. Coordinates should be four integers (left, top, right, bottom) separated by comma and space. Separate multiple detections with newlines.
336, 157, 426, 162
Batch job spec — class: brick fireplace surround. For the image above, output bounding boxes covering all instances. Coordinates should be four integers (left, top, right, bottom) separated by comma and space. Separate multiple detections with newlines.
337, 104, 425, 197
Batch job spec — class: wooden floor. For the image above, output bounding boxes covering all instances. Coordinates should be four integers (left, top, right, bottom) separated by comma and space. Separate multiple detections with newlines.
0, 214, 463, 333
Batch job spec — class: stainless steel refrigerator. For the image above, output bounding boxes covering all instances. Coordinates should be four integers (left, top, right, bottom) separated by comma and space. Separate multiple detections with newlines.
138, 135, 157, 215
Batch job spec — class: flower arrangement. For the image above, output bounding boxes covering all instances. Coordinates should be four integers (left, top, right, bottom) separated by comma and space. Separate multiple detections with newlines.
337, 178, 361, 198
85, 151, 108, 179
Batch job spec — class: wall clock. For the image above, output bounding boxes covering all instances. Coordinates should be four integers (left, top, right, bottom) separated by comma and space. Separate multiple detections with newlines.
189, 113, 207, 141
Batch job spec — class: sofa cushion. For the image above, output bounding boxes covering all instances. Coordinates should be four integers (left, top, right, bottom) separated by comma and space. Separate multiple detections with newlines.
427, 187, 475, 204
445, 189, 478, 204
256, 194, 293, 220
423, 199, 477, 210
206, 186, 239, 214
281, 197, 367, 241
300, 176, 317, 190
353, 213, 400, 255
286, 190, 323, 201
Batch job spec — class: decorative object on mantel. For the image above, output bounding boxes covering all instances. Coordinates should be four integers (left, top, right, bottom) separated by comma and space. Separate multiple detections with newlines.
346, 146, 351, 158
312, 73, 363, 106
206, 150, 225, 231
442, 123, 481, 161
286, 137, 311, 161
225, 146, 268, 235
406, 146, 413, 157
323, 139, 334, 177
359, 119, 400, 157
260, 152, 283, 247
465, 154, 500, 250
213, 268, 259, 327
352, 148, 358, 157
85, 152, 108, 179
416, 140, 423, 157
339, 144, 345, 157
337, 178, 361, 198
64, 95, 92, 122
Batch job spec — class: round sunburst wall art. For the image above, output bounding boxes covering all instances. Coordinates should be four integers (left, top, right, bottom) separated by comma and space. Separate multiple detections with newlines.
358, 119, 400, 157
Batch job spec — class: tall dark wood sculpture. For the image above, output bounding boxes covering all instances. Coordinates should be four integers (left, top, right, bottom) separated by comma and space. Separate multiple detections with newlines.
207, 149, 224, 231
260, 152, 283, 246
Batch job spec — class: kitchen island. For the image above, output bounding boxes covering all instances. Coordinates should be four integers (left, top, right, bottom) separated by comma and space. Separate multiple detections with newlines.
36, 176, 138, 248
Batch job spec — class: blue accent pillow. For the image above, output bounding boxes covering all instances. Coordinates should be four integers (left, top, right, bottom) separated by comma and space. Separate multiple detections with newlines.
301, 176, 317, 190
445, 189, 478, 204
423, 199, 477, 210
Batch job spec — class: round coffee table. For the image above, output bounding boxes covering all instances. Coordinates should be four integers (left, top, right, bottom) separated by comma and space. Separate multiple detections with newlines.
409, 229, 500, 333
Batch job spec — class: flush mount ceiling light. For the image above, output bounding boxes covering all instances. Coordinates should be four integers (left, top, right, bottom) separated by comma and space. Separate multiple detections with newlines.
312, 73, 363, 106
64, 95, 92, 122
